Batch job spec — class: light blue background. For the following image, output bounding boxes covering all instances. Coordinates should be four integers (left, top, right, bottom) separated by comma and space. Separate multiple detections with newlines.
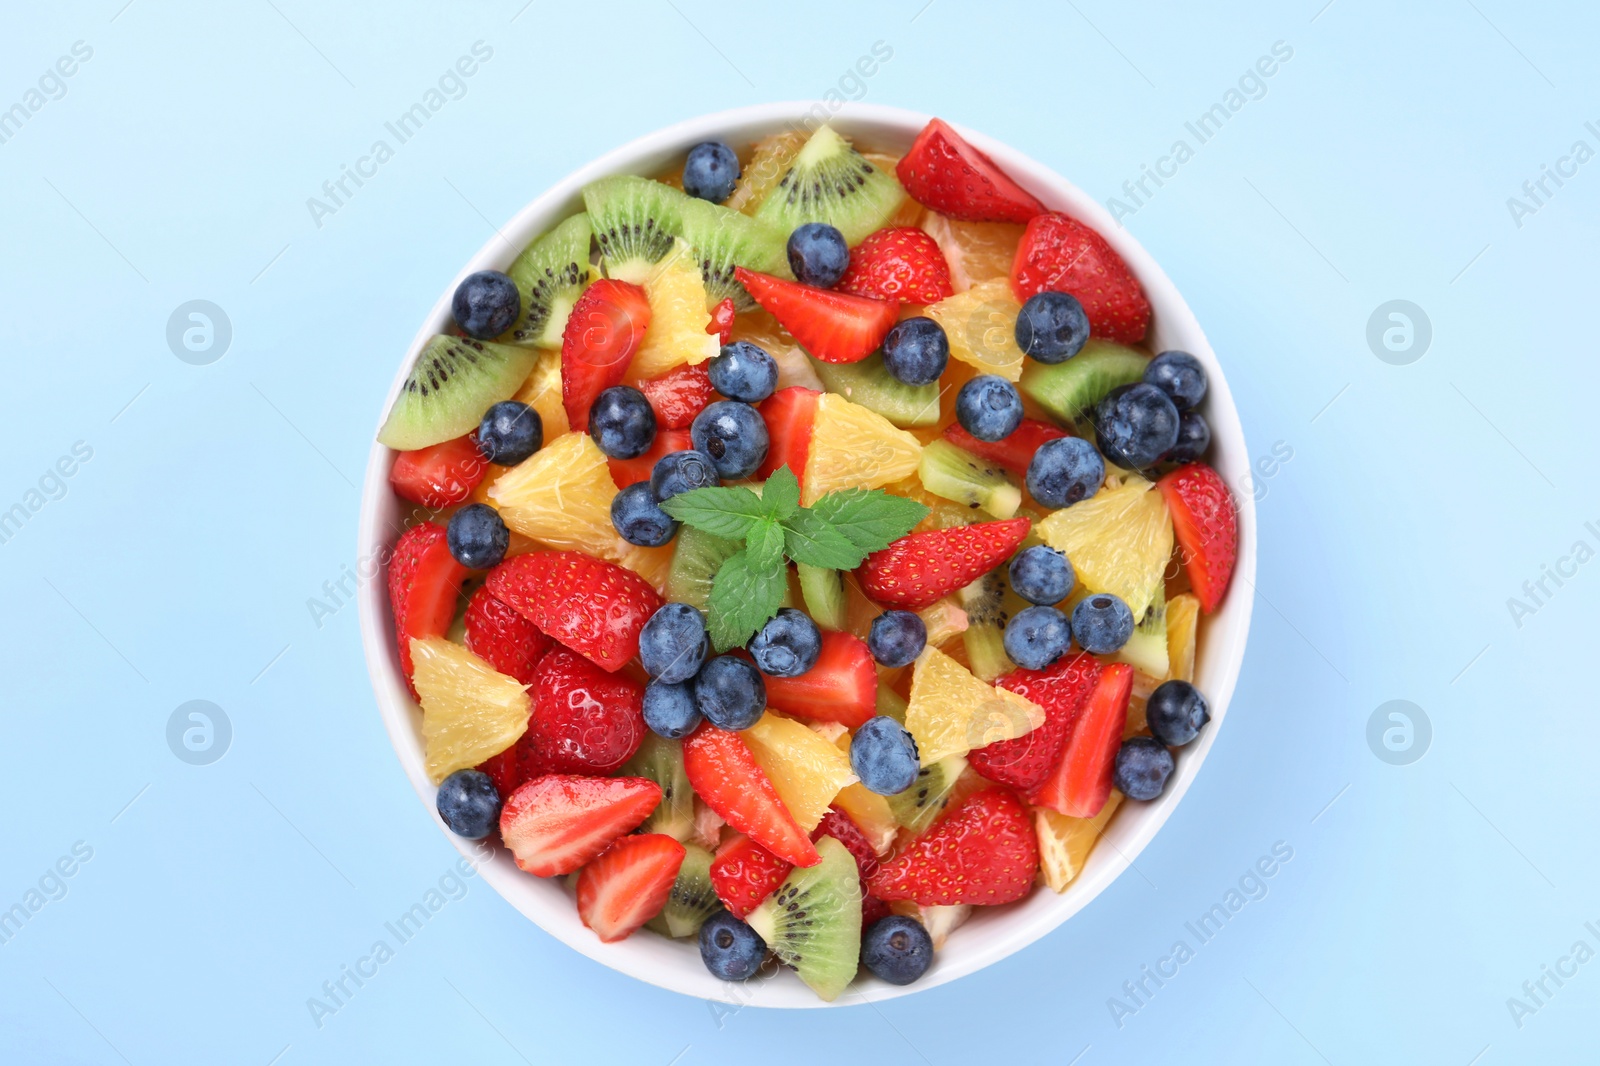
2, 1, 1595, 1063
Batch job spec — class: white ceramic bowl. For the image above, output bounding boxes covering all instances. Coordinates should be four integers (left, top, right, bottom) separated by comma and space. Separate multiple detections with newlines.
358, 102, 1256, 1008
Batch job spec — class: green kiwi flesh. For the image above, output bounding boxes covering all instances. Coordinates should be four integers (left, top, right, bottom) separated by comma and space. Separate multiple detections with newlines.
1116, 590, 1170, 678
505, 212, 592, 348
754, 125, 907, 246
582, 175, 685, 284
378, 335, 539, 451
678, 196, 787, 311
918, 439, 1021, 519
797, 563, 847, 631
623, 733, 694, 843
745, 837, 862, 1002
666, 526, 744, 609
809, 353, 940, 428
958, 571, 1013, 682
1020, 339, 1149, 433
886, 754, 968, 833
645, 843, 721, 938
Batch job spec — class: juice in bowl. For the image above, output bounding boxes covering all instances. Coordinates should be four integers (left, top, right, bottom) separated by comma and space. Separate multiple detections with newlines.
357, 104, 1255, 1007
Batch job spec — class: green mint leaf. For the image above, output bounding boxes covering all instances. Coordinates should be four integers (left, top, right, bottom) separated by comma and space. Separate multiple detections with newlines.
806, 488, 928, 554
745, 517, 785, 574
761, 465, 800, 520
707, 550, 787, 652
782, 509, 867, 570
658, 485, 769, 540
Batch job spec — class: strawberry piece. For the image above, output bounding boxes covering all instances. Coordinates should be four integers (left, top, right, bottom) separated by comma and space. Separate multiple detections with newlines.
835, 227, 954, 305
734, 267, 897, 364
464, 586, 552, 686
608, 427, 693, 489
969, 653, 1102, 791
486, 551, 662, 672
867, 788, 1038, 906
498, 774, 662, 877
858, 517, 1032, 611
707, 297, 737, 345
1159, 462, 1238, 613
389, 434, 488, 509
813, 806, 879, 882
561, 279, 651, 432
861, 895, 892, 930
683, 725, 821, 868
895, 118, 1045, 224
759, 630, 876, 728
709, 833, 793, 918
577, 833, 686, 942
942, 419, 1069, 478
529, 648, 646, 775
637, 363, 716, 431
1030, 663, 1133, 818
476, 743, 538, 802
1011, 212, 1149, 344
388, 522, 469, 694
755, 386, 819, 482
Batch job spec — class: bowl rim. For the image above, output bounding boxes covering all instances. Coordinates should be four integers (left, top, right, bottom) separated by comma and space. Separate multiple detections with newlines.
357, 101, 1256, 1008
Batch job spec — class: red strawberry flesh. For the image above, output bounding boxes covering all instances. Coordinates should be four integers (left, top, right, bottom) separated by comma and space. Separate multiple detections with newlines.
1030, 663, 1133, 819
1159, 462, 1239, 613
486, 551, 662, 672
858, 516, 1032, 610
969, 653, 1103, 791
867, 788, 1038, 905
895, 118, 1045, 224
759, 629, 876, 728
498, 774, 663, 878
1011, 212, 1149, 344
528, 648, 646, 774
389, 434, 488, 509
683, 725, 820, 868
734, 267, 896, 365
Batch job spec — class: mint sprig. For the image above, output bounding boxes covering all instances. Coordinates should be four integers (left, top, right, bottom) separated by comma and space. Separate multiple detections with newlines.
658, 465, 928, 651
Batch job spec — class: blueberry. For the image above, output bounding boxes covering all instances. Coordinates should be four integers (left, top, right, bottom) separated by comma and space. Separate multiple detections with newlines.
690, 400, 769, 480
748, 608, 822, 678
589, 385, 657, 460
1164, 411, 1210, 464
1026, 436, 1104, 509
1003, 605, 1071, 670
1008, 545, 1074, 605
955, 375, 1024, 442
451, 270, 520, 340
1014, 291, 1090, 364
643, 679, 702, 739
478, 400, 542, 465
1113, 737, 1174, 801
881, 317, 950, 386
786, 222, 850, 288
861, 916, 935, 985
611, 482, 678, 546
435, 769, 501, 839
699, 912, 767, 981
1071, 593, 1134, 654
868, 610, 926, 668
1146, 680, 1210, 746
651, 448, 721, 502
708, 341, 779, 403
446, 503, 509, 569
694, 655, 766, 731
1095, 383, 1179, 469
683, 141, 741, 204
1143, 350, 1207, 411
850, 716, 920, 795
638, 602, 709, 684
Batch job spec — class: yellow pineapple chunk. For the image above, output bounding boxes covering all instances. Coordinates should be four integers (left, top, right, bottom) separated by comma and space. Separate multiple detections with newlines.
1036, 792, 1124, 892
925, 280, 1027, 381
1167, 592, 1201, 683
626, 242, 719, 381
1036, 477, 1173, 620
512, 348, 569, 440
905, 645, 1044, 766
410, 637, 530, 783
488, 432, 619, 559
802, 393, 923, 504
742, 712, 858, 832
921, 214, 1027, 292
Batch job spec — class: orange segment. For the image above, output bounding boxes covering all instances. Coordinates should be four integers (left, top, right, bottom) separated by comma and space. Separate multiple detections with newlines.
410, 636, 530, 782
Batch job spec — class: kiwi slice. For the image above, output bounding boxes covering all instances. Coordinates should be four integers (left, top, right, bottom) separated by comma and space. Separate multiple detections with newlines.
958, 571, 1013, 682
665, 526, 743, 609
754, 125, 908, 246
886, 754, 969, 833
623, 733, 694, 843
797, 563, 847, 631
875, 680, 908, 724
377, 335, 539, 451
678, 196, 787, 311
745, 837, 862, 1001
505, 212, 592, 348
809, 354, 940, 428
1116, 589, 1170, 679
582, 175, 686, 284
645, 843, 721, 938
1020, 339, 1149, 433
918, 440, 1021, 519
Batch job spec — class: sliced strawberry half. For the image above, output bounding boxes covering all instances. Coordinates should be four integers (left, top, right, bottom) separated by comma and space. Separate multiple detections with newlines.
858, 516, 1032, 611
942, 418, 1069, 478
637, 363, 716, 430
463, 586, 552, 686
683, 725, 820, 868
389, 434, 489, 509
1159, 462, 1238, 613
388, 522, 469, 694
895, 118, 1045, 224
734, 267, 896, 364
1030, 663, 1133, 819
867, 788, 1038, 905
498, 774, 663, 878
969, 652, 1102, 791
835, 226, 954, 305
706, 296, 736, 346
562, 279, 651, 432
759, 629, 876, 728
1011, 212, 1149, 344
486, 551, 662, 672
756, 386, 819, 482
608, 427, 693, 489
577, 833, 686, 942
710, 833, 793, 918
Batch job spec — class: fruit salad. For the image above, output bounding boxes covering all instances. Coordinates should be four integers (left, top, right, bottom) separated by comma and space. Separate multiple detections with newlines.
380, 117, 1240, 1001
